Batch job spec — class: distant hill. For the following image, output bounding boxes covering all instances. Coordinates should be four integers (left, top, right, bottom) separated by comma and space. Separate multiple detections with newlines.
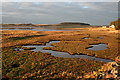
2, 22, 91, 29
60, 22, 90, 26
110, 18, 120, 30
2, 24, 52, 27
48, 22, 91, 29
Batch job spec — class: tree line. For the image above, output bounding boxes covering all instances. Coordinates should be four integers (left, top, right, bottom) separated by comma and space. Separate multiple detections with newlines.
110, 18, 120, 30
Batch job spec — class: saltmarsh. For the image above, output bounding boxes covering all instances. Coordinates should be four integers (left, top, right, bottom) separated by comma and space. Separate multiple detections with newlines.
2, 29, 119, 79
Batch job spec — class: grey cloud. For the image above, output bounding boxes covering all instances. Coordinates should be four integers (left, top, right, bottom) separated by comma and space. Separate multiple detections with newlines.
2, 0, 120, 2
2, 2, 118, 25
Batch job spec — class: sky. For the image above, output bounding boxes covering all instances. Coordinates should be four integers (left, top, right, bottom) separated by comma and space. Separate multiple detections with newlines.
2, 0, 120, 2
2, 2, 118, 25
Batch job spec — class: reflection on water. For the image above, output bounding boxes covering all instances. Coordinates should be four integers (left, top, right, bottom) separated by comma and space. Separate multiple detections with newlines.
15, 41, 112, 62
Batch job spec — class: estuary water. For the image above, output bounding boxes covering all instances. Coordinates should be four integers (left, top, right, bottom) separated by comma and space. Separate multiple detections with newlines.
15, 41, 113, 62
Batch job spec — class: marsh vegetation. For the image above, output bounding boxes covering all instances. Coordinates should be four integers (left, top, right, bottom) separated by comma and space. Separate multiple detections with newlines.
2, 28, 119, 79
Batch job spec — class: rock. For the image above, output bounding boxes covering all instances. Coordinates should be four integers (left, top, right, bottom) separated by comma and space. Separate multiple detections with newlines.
97, 74, 103, 79
84, 75, 90, 78
83, 62, 120, 79
111, 67, 118, 78
115, 56, 120, 63
106, 74, 114, 78
91, 75, 96, 78
77, 76, 82, 79
118, 66, 120, 78
110, 62, 119, 67
98, 69, 103, 73
93, 71, 97, 75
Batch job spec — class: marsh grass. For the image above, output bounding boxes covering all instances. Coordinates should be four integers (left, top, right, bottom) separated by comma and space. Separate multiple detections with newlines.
2, 29, 119, 79
2, 47, 104, 79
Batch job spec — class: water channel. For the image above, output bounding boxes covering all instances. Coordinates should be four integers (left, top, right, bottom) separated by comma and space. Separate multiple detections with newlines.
15, 41, 113, 62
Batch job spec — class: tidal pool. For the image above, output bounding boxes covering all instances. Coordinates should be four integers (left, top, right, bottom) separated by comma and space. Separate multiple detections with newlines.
15, 41, 112, 62
87, 43, 108, 50
97, 37, 104, 39
83, 37, 89, 39
14, 48, 24, 51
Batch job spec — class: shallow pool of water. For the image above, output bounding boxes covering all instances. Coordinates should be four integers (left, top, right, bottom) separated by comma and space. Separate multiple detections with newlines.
97, 37, 104, 39
83, 37, 89, 39
14, 41, 112, 62
87, 43, 108, 50
14, 48, 24, 51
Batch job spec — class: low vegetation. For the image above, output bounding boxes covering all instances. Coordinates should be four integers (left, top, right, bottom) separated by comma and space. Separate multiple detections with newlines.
2, 47, 104, 79
110, 18, 120, 30
2, 29, 119, 79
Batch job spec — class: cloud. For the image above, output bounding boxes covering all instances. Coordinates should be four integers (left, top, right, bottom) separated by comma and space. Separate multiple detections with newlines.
2, 0, 120, 2
2, 2, 118, 25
